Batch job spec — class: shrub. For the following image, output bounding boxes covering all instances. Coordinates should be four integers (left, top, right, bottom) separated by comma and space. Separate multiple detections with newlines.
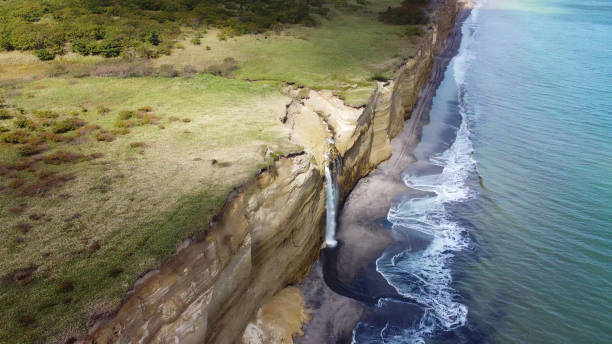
108, 267, 124, 277
34, 49, 56, 61
136, 43, 160, 59
145, 31, 161, 46
20, 143, 48, 156
0, 125, 9, 133
38, 132, 68, 142
378, 1, 429, 25
118, 110, 135, 120
93, 40, 122, 58
57, 281, 74, 293
1, 0, 328, 64
74, 124, 100, 137
97, 106, 110, 115
157, 42, 173, 56
135, 113, 160, 125
71, 40, 97, 56
39, 119, 56, 127
2, 130, 29, 144
18, 172, 76, 197
129, 142, 148, 148
371, 74, 390, 82
35, 110, 60, 119
111, 128, 130, 135
182, 118, 192, 123
191, 37, 201, 45
52, 118, 86, 133
14, 117, 37, 130
95, 131, 116, 142
205, 57, 237, 77
43, 151, 87, 165
405, 26, 424, 37
114, 120, 133, 129
0, 109, 15, 120
137, 106, 153, 112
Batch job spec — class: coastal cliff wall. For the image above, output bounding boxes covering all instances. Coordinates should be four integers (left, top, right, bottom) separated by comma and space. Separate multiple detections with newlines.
88, 1, 463, 343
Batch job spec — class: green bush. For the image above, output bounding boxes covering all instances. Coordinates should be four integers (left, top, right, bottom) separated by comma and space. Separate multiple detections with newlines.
0, 109, 15, 120
118, 110, 135, 120
205, 57, 238, 77
371, 74, 390, 82
93, 39, 122, 58
1, 130, 29, 144
34, 49, 55, 61
378, 0, 429, 25
35, 110, 60, 119
145, 31, 161, 45
19, 143, 48, 156
0, 0, 328, 58
71, 40, 98, 56
14, 116, 37, 130
97, 105, 111, 115
51, 118, 86, 133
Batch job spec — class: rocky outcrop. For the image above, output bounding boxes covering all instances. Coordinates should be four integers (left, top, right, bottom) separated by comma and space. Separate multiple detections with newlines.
88, 1, 465, 343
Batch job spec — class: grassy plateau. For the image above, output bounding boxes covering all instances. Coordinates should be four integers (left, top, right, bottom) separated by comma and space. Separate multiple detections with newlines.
0, 0, 425, 342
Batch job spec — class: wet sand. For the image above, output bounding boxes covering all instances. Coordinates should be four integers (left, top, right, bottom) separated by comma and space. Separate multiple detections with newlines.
297, 5, 472, 343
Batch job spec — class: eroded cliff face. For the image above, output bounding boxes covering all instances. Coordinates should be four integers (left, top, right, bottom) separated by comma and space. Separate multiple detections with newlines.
88, 1, 463, 343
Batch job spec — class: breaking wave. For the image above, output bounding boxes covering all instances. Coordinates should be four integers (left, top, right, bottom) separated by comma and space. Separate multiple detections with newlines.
352, 3, 483, 342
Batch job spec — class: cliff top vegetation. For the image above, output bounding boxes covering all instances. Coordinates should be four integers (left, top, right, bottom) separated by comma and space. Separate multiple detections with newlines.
0, 0, 430, 342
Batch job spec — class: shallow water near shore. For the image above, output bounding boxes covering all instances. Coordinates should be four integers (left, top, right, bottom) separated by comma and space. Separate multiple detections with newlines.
347, 0, 612, 342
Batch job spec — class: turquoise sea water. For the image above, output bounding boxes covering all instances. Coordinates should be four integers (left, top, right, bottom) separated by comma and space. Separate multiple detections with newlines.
351, 0, 612, 342
453, 0, 612, 342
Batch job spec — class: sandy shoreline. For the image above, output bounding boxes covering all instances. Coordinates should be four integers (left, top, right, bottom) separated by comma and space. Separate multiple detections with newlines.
296, 3, 473, 343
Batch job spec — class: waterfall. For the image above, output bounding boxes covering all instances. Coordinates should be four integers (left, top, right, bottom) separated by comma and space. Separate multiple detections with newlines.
322, 119, 340, 248
324, 159, 339, 248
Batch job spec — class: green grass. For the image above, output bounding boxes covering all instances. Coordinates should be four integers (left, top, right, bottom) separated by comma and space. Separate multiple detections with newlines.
155, 1, 421, 106
0, 74, 300, 343
0, 1, 424, 341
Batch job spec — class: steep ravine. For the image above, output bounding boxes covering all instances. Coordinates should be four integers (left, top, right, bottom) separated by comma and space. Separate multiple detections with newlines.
87, 1, 465, 343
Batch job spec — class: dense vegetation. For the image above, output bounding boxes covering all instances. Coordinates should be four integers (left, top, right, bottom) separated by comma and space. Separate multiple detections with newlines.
379, 0, 429, 25
0, 0, 328, 60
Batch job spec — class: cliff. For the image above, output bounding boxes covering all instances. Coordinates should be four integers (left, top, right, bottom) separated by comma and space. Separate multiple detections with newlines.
88, 1, 465, 343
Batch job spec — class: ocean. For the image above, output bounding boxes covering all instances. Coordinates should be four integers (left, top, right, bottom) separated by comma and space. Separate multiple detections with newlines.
352, 0, 612, 342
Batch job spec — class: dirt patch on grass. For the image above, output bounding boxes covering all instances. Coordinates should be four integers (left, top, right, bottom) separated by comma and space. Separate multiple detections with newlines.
2, 265, 37, 286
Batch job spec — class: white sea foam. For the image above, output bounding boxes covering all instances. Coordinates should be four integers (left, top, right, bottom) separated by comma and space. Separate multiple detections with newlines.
354, 3, 483, 342
375, 110, 476, 342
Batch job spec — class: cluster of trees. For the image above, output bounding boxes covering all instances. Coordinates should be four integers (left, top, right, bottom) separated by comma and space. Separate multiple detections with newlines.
0, 0, 329, 60
378, 0, 430, 25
